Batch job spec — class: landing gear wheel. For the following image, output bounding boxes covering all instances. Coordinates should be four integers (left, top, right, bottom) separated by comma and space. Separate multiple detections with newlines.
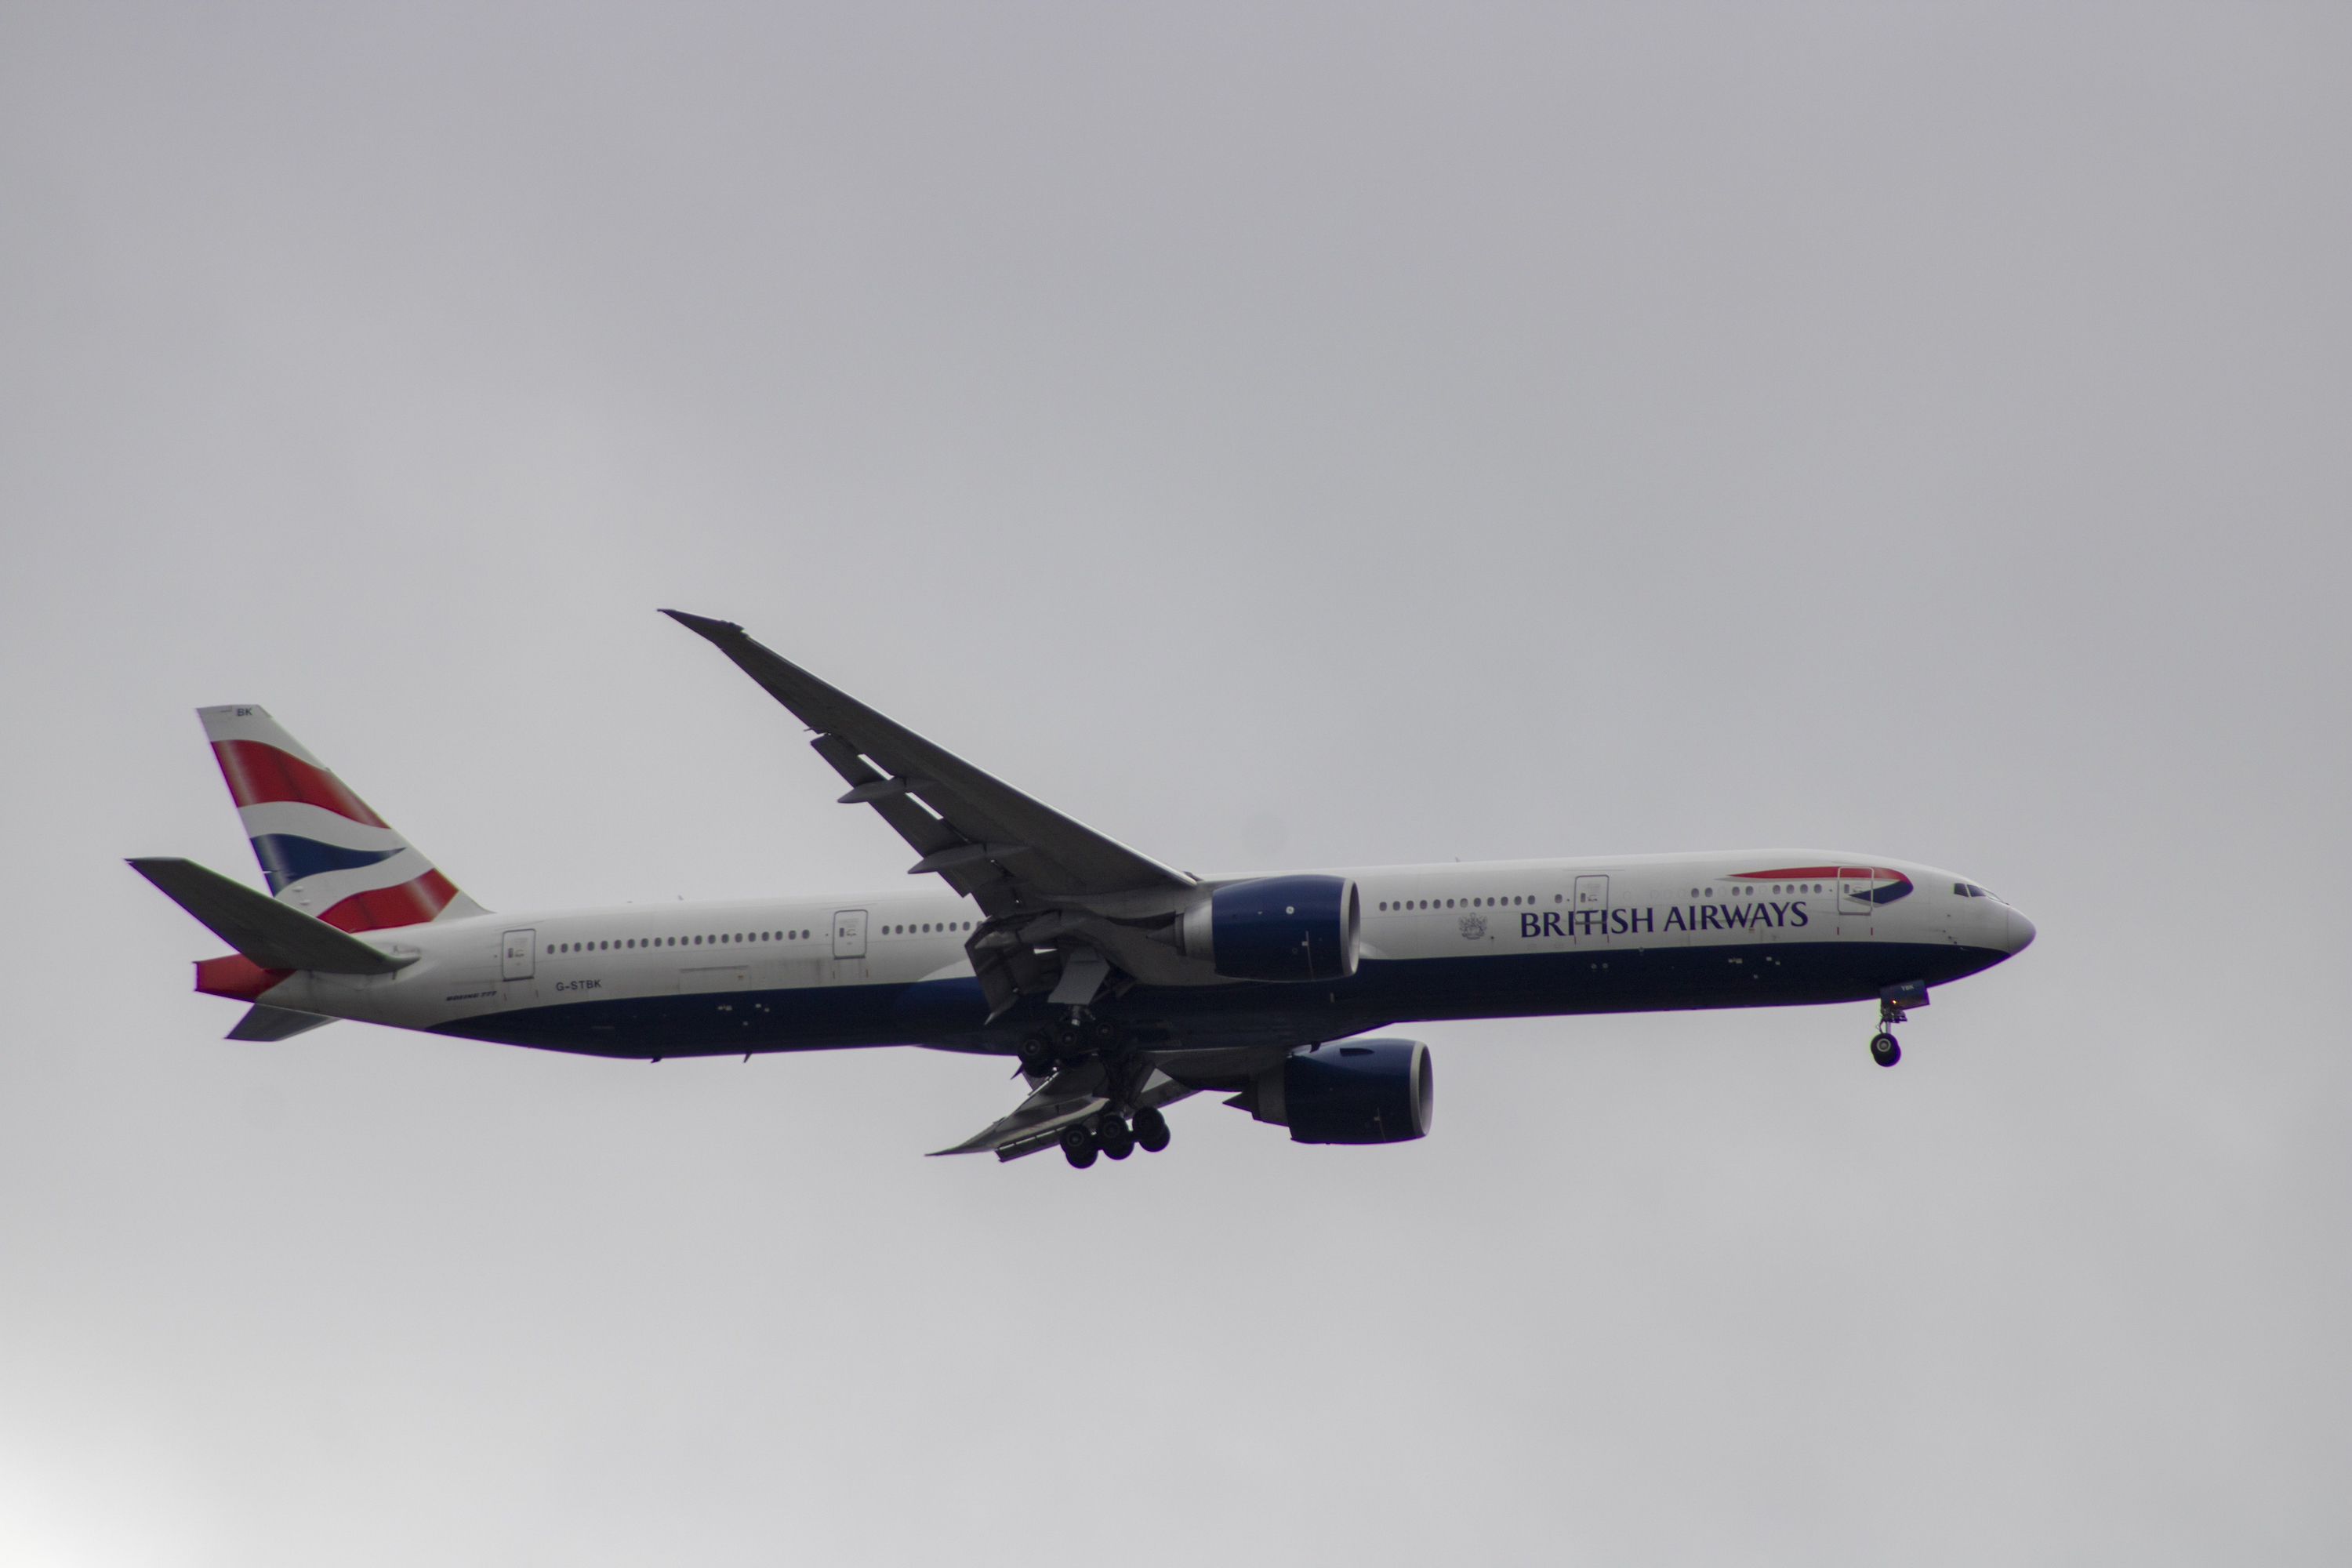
1052, 1016, 1088, 1054
1096, 1116, 1135, 1160
1017, 1036, 1056, 1078
1085, 1015, 1124, 1050
1132, 1105, 1171, 1152
1870, 1032, 1901, 1067
1060, 1125, 1098, 1168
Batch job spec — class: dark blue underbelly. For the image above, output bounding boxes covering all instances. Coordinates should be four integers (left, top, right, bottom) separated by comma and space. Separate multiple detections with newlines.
430, 941, 2009, 1061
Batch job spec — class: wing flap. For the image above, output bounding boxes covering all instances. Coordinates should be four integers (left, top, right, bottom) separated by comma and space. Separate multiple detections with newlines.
931, 1062, 1202, 1160
930, 1058, 1112, 1157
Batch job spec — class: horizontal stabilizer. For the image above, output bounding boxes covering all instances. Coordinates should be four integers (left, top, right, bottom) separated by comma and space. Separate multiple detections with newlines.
129, 858, 416, 975
227, 1004, 337, 1042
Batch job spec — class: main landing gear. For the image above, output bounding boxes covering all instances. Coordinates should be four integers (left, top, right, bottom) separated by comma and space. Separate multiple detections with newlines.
1028, 1005, 1165, 1170
1061, 1105, 1171, 1169
1025, 1010, 1126, 1079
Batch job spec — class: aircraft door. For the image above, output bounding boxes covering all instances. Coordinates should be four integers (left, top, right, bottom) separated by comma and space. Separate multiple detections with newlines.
830, 909, 869, 984
1838, 867, 1877, 917
499, 927, 537, 1005
501, 928, 536, 980
1571, 875, 1610, 944
832, 910, 868, 959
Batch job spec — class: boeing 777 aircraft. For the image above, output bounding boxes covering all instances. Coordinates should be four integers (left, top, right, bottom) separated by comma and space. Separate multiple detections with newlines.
132, 611, 2034, 1168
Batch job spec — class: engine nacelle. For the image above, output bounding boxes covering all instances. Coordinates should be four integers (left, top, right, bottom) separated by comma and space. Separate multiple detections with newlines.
1233, 1039, 1435, 1145
1165, 874, 1360, 982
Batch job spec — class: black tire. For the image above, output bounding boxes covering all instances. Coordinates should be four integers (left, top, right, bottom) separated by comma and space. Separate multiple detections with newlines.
1061, 1125, 1098, 1168
1133, 1105, 1171, 1152
1097, 1116, 1136, 1160
1086, 1015, 1124, 1049
1017, 1036, 1056, 1078
1052, 1017, 1087, 1053
1871, 1033, 1901, 1068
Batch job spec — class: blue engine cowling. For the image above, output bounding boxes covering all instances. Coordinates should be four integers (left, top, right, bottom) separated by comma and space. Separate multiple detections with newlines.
1234, 1039, 1434, 1145
1168, 874, 1360, 982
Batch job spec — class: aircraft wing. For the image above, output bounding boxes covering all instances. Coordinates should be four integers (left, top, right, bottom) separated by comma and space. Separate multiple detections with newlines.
662, 610, 1192, 909
931, 1058, 1201, 1162
929, 1059, 1112, 1159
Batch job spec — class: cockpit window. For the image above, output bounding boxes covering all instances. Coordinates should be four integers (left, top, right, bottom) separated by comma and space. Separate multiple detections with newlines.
1955, 882, 1998, 900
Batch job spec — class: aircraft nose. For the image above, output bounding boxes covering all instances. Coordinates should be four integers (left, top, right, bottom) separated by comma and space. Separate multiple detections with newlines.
2005, 906, 2037, 954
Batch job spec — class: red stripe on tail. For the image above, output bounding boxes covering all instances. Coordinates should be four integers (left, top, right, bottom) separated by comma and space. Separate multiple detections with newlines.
195, 954, 294, 1000
318, 869, 459, 933
211, 739, 389, 827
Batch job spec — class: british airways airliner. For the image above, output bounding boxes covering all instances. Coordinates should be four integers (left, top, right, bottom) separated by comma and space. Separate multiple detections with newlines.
133, 612, 2034, 1168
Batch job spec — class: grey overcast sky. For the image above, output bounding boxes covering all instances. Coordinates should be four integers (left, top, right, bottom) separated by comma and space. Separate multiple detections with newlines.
2, 4, 2347, 1563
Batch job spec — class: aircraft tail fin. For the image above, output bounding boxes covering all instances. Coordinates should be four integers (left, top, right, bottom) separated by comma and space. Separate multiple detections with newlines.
195, 705, 486, 931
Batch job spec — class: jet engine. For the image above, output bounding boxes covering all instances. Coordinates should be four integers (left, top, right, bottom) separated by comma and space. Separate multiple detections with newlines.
1160, 874, 1359, 982
1229, 1038, 1435, 1145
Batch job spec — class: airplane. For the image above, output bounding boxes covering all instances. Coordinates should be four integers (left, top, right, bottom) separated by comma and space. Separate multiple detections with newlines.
132, 609, 2036, 1169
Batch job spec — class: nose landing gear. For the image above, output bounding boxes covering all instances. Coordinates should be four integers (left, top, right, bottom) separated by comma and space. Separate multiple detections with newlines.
1869, 989, 1916, 1068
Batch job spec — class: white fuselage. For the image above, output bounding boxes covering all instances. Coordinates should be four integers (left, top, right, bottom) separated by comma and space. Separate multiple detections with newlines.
254, 849, 2031, 1046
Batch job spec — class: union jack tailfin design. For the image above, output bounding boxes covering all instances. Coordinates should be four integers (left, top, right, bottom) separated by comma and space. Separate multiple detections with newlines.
196, 705, 486, 932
